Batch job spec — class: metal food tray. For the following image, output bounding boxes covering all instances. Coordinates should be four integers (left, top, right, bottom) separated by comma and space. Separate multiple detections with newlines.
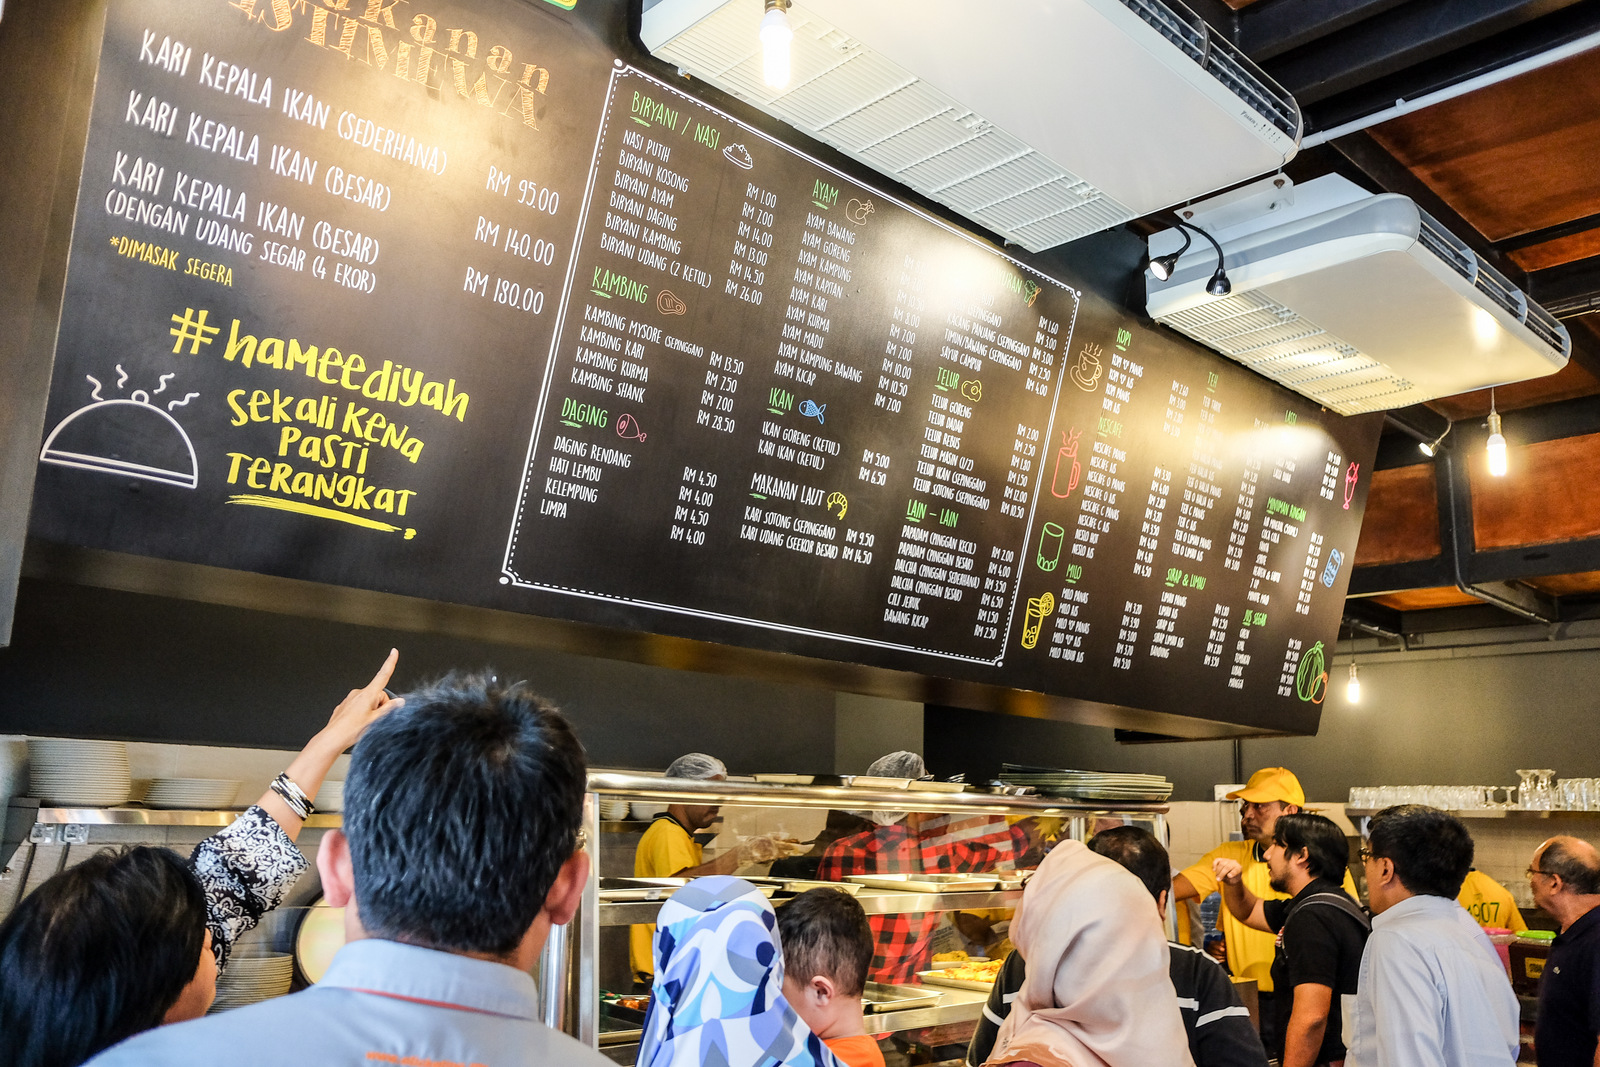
862, 982, 943, 1013
845, 873, 1000, 893
916, 969, 997, 992
745, 877, 865, 897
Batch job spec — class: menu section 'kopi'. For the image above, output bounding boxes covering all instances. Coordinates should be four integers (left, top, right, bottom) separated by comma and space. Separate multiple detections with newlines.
29, 2, 1382, 733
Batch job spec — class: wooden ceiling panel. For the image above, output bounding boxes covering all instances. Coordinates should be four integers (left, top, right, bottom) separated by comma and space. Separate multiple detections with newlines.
1510, 230, 1600, 271
1426, 358, 1600, 422
1354, 464, 1440, 565
1524, 571, 1600, 597
1368, 587, 1482, 611
1367, 49, 1600, 241
1471, 432, 1600, 548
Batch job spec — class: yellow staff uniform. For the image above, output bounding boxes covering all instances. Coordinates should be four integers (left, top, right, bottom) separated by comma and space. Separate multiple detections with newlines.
629, 815, 702, 979
1457, 868, 1527, 933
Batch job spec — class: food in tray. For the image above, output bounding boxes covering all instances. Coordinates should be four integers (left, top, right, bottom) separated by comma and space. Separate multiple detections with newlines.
932, 950, 971, 963
844, 873, 1000, 893
935, 958, 1004, 984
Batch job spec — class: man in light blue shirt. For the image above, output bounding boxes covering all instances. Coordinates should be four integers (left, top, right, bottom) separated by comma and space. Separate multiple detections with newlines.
92, 672, 614, 1067
1346, 805, 1519, 1067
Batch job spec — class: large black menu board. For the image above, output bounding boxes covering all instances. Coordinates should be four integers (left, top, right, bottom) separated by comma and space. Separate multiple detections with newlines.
28, 0, 1381, 734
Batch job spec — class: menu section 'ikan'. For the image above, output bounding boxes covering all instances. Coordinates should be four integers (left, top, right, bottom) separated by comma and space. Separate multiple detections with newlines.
504, 69, 1076, 663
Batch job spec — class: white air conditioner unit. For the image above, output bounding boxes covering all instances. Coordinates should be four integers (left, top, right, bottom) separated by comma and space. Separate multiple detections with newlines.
1145, 175, 1571, 415
640, 0, 1300, 252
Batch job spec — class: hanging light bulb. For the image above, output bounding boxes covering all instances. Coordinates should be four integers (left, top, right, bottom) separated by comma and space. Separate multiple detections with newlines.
760, 0, 793, 89
1486, 388, 1508, 477
1346, 660, 1361, 704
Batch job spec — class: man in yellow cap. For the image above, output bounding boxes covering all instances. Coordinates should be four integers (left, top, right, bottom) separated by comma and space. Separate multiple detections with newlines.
1172, 768, 1356, 1055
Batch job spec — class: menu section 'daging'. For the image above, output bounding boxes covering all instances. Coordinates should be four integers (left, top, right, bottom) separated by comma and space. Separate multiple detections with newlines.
504, 69, 1077, 663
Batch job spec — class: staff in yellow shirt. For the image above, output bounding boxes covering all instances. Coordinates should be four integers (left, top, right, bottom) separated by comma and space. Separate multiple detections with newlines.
1172, 768, 1357, 1055
1458, 867, 1527, 932
630, 753, 755, 983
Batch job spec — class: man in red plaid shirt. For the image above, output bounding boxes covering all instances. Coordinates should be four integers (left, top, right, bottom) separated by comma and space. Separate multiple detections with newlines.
818, 752, 1030, 984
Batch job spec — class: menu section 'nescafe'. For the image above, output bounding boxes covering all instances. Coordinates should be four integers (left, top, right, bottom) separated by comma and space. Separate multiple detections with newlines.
29, 3, 1382, 733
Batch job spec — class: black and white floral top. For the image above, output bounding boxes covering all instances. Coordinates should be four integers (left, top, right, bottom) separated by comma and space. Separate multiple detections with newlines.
189, 805, 309, 969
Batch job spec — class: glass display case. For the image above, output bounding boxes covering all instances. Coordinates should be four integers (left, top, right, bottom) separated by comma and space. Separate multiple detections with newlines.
2, 773, 1168, 1067
546, 773, 1169, 1065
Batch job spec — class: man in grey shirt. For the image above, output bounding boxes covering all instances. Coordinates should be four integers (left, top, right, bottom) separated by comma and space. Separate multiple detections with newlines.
1346, 804, 1518, 1067
93, 671, 614, 1067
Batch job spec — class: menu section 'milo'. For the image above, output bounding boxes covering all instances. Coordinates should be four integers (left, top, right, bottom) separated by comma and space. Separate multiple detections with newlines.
504, 69, 1079, 663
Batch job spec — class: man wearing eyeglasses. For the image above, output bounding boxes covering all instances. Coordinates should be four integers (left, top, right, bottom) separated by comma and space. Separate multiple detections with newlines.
1343, 805, 1518, 1067
1175, 768, 1358, 1056
1527, 836, 1600, 1066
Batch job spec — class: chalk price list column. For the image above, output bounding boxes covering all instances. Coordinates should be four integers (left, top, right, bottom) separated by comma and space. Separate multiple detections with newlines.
467, 164, 563, 314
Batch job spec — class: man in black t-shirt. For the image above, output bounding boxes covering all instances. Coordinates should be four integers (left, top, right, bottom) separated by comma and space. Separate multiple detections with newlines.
967, 827, 1266, 1067
1216, 813, 1368, 1067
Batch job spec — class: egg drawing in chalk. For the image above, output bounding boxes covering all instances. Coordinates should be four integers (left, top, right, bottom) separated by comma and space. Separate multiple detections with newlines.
799, 399, 825, 424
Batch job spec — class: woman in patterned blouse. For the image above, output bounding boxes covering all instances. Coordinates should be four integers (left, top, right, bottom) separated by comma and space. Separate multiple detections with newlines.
0, 650, 404, 1067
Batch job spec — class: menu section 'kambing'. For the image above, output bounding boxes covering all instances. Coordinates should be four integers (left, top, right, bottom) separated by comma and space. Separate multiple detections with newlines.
28, 0, 1382, 734
504, 69, 1078, 663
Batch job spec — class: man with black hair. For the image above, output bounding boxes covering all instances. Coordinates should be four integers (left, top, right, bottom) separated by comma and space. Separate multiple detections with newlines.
1528, 835, 1600, 1065
966, 827, 1267, 1067
92, 671, 611, 1067
1216, 812, 1368, 1067
1344, 805, 1517, 1067
777, 888, 886, 1067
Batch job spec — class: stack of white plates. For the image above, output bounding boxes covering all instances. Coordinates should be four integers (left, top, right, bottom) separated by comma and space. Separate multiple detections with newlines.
1000, 764, 1174, 801
143, 778, 240, 809
26, 739, 131, 806
313, 779, 344, 812
209, 951, 294, 1013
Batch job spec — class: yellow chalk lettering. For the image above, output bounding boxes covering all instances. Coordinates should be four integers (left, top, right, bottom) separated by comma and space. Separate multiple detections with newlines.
278, 426, 301, 455
247, 456, 271, 488
340, 352, 365, 391
269, 462, 294, 493
228, 389, 249, 426
224, 319, 258, 366
257, 337, 285, 369
318, 347, 343, 385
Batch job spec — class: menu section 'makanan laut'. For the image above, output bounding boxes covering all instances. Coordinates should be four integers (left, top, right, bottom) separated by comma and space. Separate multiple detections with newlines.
30, 1, 1382, 732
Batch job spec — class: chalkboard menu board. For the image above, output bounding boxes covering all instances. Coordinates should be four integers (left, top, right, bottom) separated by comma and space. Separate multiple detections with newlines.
29, 0, 1382, 734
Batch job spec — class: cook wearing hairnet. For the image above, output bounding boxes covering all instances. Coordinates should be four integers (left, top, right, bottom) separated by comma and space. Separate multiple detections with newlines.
629, 753, 794, 983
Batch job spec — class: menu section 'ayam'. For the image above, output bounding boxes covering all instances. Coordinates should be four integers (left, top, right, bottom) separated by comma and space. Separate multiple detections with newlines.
29, 2, 1382, 731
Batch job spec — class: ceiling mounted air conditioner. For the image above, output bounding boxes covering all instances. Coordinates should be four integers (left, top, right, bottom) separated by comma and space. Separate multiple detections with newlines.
640, 0, 1300, 252
1145, 175, 1571, 416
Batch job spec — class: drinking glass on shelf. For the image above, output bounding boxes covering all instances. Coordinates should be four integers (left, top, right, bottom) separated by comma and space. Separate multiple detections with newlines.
1516, 770, 1538, 810
1536, 770, 1557, 811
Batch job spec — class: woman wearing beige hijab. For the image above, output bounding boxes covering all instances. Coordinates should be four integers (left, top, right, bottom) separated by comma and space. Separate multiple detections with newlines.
981, 839, 1195, 1067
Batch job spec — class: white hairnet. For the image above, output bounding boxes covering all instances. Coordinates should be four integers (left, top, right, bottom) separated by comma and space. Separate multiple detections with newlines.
858, 750, 929, 825
867, 751, 927, 780
665, 752, 727, 780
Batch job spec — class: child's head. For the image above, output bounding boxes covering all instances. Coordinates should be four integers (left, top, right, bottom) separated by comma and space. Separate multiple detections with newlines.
777, 888, 873, 1037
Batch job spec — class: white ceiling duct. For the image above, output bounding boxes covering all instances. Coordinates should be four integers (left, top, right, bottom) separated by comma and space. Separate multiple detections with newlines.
640, 0, 1300, 252
1145, 175, 1571, 416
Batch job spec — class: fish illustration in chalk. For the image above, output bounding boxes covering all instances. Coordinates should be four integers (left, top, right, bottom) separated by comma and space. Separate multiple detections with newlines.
799, 399, 825, 424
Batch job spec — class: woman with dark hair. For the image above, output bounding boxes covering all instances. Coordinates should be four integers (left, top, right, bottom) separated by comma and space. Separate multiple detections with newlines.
0, 651, 403, 1067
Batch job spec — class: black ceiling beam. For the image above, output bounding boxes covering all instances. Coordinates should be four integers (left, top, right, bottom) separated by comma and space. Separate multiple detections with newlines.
1471, 538, 1600, 583
1348, 558, 1452, 596
1238, 0, 1412, 63
1488, 392, 1600, 445
1321, 133, 1527, 283
1342, 598, 1406, 638
1263, 0, 1586, 106
1496, 208, 1600, 253
1301, 1, 1600, 137
1531, 251, 1600, 306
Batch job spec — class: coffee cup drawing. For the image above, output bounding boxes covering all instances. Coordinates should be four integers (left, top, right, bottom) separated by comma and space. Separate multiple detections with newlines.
1070, 343, 1103, 391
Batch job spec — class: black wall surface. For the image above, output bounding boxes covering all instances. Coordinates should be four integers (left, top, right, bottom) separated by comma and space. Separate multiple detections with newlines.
0, 578, 834, 771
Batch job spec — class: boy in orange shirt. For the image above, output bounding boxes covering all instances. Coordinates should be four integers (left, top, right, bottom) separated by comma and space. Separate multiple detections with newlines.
778, 888, 887, 1067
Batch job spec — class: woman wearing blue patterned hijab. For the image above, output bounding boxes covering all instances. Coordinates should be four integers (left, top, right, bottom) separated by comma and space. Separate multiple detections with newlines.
639, 877, 843, 1067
